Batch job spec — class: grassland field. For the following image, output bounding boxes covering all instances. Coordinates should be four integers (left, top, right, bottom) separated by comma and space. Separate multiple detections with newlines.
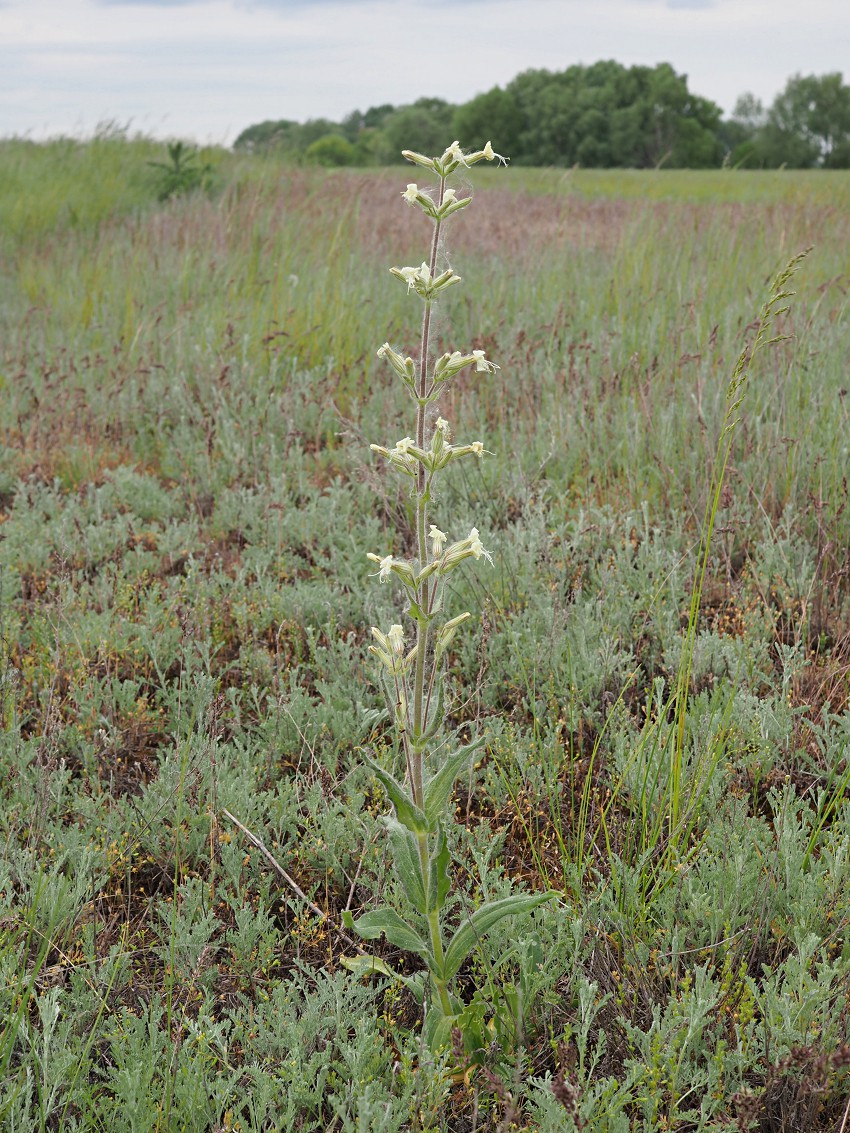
1, 135, 850, 1131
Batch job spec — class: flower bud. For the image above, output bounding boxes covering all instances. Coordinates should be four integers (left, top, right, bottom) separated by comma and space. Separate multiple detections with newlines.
402, 149, 437, 172
435, 188, 472, 221
436, 611, 471, 655
438, 527, 493, 574
433, 348, 497, 384
451, 441, 487, 460
377, 342, 417, 385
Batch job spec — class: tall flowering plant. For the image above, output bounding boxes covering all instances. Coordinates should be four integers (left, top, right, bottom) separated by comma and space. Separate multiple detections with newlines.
343, 142, 554, 1052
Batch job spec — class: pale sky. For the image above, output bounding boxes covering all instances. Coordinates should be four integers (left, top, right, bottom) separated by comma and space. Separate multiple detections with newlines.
2, 0, 849, 145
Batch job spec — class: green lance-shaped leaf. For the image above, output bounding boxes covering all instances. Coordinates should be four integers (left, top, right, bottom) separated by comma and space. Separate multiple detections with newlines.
385, 817, 427, 914
443, 891, 558, 981
423, 1005, 461, 1054
423, 736, 485, 829
363, 755, 428, 835
427, 824, 451, 914
343, 906, 431, 963
339, 954, 426, 1003
420, 672, 445, 744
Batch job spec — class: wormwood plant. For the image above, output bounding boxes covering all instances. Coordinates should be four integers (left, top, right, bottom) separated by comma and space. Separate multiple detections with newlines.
342, 142, 555, 1051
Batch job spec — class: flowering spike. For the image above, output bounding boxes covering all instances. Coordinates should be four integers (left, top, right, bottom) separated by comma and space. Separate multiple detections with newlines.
359, 141, 516, 1027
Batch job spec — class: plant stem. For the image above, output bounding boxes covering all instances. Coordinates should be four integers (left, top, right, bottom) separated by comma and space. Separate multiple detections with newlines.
417, 831, 453, 1017
409, 177, 454, 1017
411, 176, 446, 807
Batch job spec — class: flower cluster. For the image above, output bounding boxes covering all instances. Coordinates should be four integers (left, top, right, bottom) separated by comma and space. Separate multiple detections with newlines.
375, 343, 498, 408
368, 525, 492, 597
401, 139, 507, 178
389, 261, 461, 300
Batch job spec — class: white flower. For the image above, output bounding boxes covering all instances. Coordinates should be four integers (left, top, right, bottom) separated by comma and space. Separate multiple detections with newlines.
394, 436, 415, 454
433, 349, 496, 383
481, 141, 507, 164
429, 525, 447, 556
389, 263, 427, 292
386, 624, 405, 654
367, 552, 394, 582
442, 140, 464, 164
435, 417, 450, 434
369, 625, 411, 673
473, 350, 499, 373
402, 183, 419, 203
438, 528, 494, 573
468, 527, 493, 563
470, 441, 484, 456
389, 262, 460, 298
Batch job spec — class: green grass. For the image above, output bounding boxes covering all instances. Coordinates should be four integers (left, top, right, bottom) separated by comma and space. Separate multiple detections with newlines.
1, 136, 849, 1130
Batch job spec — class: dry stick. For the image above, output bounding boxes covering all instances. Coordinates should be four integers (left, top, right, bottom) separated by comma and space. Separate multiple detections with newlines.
222, 808, 365, 954
839, 1090, 850, 1133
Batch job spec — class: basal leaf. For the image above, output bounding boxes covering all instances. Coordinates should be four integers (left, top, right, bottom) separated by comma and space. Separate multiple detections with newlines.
443, 891, 558, 980
348, 906, 431, 962
339, 954, 425, 1002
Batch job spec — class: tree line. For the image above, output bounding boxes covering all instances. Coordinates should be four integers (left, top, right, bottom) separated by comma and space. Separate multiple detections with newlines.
233, 62, 850, 170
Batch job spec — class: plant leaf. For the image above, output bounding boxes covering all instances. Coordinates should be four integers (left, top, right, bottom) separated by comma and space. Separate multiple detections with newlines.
385, 817, 427, 914
346, 906, 431, 962
421, 674, 445, 743
363, 755, 428, 834
339, 954, 425, 1002
443, 891, 558, 980
423, 1006, 460, 1054
423, 737, 485, 829
427, 824, 451, 914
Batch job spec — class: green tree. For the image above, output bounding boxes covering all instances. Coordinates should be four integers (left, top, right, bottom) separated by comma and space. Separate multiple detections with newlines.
304, 134, 356, 167
339, 106, 396, 165
719, 93, 767, 167
505, 61, 722, 168
756, 73, 850, 167
362, 104, 396, 130
451, 87, 524, 158
232, 118, 345, 162
232, 119, 300, 152
381, 99, 456, 162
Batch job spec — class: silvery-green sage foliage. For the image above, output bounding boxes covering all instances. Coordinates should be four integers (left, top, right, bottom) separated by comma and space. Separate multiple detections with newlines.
342, 141, 555, 1052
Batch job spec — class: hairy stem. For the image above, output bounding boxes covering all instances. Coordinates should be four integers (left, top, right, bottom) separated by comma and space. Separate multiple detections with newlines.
417, 831, 453, 1017
411, 176, 446, 807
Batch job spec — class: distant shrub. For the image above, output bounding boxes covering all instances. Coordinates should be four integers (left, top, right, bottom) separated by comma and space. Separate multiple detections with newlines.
304, 134, 356, 167
148, 141, 214, 201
